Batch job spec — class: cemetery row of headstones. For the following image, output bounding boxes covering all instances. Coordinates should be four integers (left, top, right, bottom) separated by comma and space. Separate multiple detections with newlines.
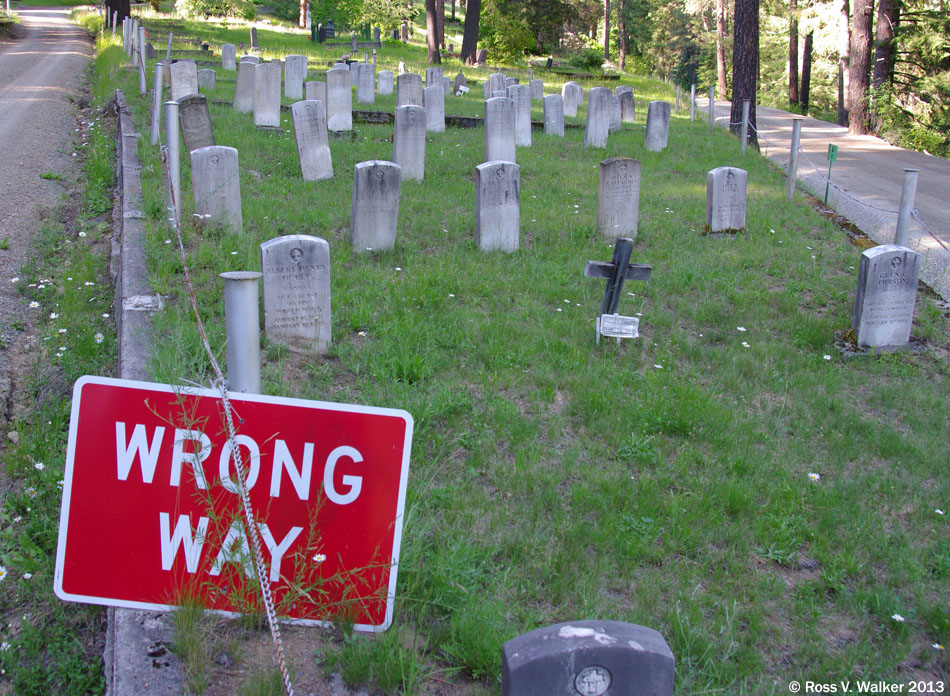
143, 34, 921, 359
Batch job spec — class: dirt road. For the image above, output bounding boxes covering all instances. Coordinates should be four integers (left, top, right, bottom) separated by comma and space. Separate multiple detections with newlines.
0, 7, 92, 421
701, 99, 950, 300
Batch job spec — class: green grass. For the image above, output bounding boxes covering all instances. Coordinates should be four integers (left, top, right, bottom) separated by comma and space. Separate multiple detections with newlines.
44, 8, 950, 695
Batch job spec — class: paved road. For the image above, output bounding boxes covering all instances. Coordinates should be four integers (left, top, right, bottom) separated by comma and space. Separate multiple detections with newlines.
700, 98, 950, 300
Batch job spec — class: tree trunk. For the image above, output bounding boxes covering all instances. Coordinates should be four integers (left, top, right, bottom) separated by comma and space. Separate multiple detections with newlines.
460, 0, 480, 64
789, 0, 799, 104
872, 0, 898, 89
801, 31, 814, 110
731, 0, 759, 148
437, 0, 445, 49
299, 0, 307, 28
425, 0, 442, 63
604, 0, 610, 61
838, 0, 851, 126
848, 0, 873, 134
106, 0, 131, 25
452, 0, 456, 20
716, 0, 728, 97
619, 0, 627, 70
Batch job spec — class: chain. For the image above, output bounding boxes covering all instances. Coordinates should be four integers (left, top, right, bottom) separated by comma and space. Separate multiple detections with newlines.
158, 121, 295, 696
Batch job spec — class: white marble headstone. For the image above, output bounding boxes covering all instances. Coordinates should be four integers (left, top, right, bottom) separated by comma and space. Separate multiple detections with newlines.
598, 157, 641, 240
284, 54, 308, 100
233, 61, 256, 112
396, 72, 422, 107
350, 160, 402, 252
326, 67, 352, 131
507, 84, 532, 147
852, 245, 921, 349
170, 60, 199, 101
253, 61, 282, 128
543, 94, 564, 137
424, 85, 445, 133
705, 166, 748, 233
191, 145, 242, 231
476, 161, 520, 252
484, 96, 516, 163
645, 101, 672, 152
393, 105, 426, 181
291, 99, 333, 181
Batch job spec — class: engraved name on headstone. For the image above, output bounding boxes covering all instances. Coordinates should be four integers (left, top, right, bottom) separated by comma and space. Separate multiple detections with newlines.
170, 60, 199, 101
852, 245, 921, 350
178, 93, 216, 154
598, 157, 642, 240
396, 72, 423, 107
705, 166, 748, 233
191, 145, 242, 231
476, 161, 520, 253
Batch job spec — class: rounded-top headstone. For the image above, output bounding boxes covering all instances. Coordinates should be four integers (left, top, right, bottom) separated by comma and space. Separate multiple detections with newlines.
852, 244, 921, 349
502, 621, 674, 696
350, 160, 402, 253
705, 166, 748, 233
645, 100, 672, 152
190, 145, 242, 231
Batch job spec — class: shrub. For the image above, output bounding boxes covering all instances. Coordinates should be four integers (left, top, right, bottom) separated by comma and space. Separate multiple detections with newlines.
565, 47, 604, 71
175, 0, 254, 19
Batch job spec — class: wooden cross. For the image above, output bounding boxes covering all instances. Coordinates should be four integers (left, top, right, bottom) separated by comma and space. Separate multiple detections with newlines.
584, 237, 651, 316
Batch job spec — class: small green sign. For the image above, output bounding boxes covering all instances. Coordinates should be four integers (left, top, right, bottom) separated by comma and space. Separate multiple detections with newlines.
827, 143, 838, 162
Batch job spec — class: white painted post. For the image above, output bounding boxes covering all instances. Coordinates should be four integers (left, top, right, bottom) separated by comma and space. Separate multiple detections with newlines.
674, 85, 680, 115
137, 26, 147, 95
165, 32, 173, 61
740, 99, 750, 154
895, 168, 919, 247
220, 272, 262, 394
150, 62, 163, 145
690, 83, 695, 122
708, 86, 715, 131
786, 117, 803, 202
164, 101, 180, 229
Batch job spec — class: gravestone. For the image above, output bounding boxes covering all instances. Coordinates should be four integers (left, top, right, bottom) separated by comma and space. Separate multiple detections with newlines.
253, 61, 282, 128
453, 71, 467, 94
191, 145, 242, 231
584, 87, 611, 149
425, 67, 442, 87
350, 160, 401, 252
178, 93, 216, 154
562, 81, 581, 117
197, 69, 216, 91
543, 94, 564, 137
529, 78, 543, 100
492, 90, 507, 99
233, 61, 256, 112
502, 621, 674, 696
291, 99, 333, 181
396, 73, 423, 107
397, 61, 407, 74
442, 76, 451, 96
608, 92, 621, 132
221, 43, 236, 70
240, 55, 260, 65
489, 73, 506, 94
378, 70, 394, 95
249, 26, 258, 48
393, 105, 426, 181
598, 157, 641, 240
483, 81, 491, 99
618, 86, 635, 123
304, 80, 326, 103
284, 54, 308, 100
260, 235, 331, 354
484, 96, 516, 164
169, 60, 199, 101
852, 245, 921, 350
356, 63, 375, 104
507, 84, 532, 147
475, 161, 520, 252
504, 76, 517, 90
475, 49, 487, 63
644, 101, 672, 152
705, 166, 748, 233
326, 67, 352, 131
424, 85, 445, 133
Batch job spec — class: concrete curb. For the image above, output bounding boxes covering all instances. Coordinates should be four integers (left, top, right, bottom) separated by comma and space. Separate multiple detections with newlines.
107, 88, 184, 696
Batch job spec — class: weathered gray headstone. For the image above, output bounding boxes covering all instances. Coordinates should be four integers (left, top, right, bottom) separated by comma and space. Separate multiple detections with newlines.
644, 100, 672, 152
476, 48, 487, 63
169, 60, 199, 101
260, 235, 331, 353
489, 72, 506, 94
393, 104, 426, 181
424, 85, 445, 133
492, 90, 507, 99
543, 94, 564, 137
178, 93, 216, 154
249, 26, 258, 48
350, 160, 401, 252
396, 72, 422, 107
191, 145, 242, 231
508, 84, 532, 147
475, 161, 520, 253
304, 80, 326, 103
378, 69, 394, 95
356, 62, 376, 103
453, 71, 467, 95
504, 76, 517, 90
484, 96, 516, 164
502, 621, 675, 696
326, 67, 352, 131
852, 245, 921, 350
483, 80, 491, 99
197, 68, 216, 91
291, 99, 333, 181
425, 67, 442, 87
705, 166, 748, 233
584, 87, 611, 149
240, 55, 260, 65
397, 61, 407, 74
529, 78, 543, 100
608, 92, 621, 132
253, 61, 282, 128
598, 157, 641, 240
562, 81, 581, 117
233, 61, 256, 112
618, 86, 635, 123
442, 75, 451, 96
221, 43, 236, 70
284, 54, 308, 100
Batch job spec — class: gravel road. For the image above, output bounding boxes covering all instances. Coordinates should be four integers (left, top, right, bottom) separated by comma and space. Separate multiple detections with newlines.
0, 6, 92, 423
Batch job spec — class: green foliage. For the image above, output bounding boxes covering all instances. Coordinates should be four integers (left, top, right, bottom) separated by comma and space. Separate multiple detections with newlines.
309, 0, 364, 27
176, 0, 255, 20
479, 0, 536, 62
360, 0, 411, 32
564, 46, 603, 70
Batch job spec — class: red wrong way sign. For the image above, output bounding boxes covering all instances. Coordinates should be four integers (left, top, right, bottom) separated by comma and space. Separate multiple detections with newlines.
55, 376, 413, 631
